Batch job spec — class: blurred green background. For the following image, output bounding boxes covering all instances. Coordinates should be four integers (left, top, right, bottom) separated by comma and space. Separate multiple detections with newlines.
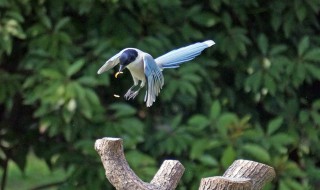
1, 0, 320, 189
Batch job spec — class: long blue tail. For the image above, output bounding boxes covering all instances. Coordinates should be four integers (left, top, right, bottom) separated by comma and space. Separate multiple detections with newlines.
155, 40, 215, 70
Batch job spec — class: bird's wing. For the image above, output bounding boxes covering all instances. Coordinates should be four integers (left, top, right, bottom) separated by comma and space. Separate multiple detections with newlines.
143, 53, 164, 107
97, 50, 124, 74
155, 40, 215, 69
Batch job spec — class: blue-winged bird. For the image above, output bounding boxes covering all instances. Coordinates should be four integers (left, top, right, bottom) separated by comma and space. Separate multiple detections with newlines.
97, 40, 215, 107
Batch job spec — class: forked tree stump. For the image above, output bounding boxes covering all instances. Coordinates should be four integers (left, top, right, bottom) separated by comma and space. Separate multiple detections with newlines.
95, 137, 276, 190
94, 137, 184, 190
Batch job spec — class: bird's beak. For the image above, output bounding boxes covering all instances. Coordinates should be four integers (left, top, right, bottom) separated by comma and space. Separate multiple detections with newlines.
115, 65, 125, 78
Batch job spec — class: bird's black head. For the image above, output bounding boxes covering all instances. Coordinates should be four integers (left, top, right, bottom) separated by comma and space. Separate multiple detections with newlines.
119, 49, 138, 67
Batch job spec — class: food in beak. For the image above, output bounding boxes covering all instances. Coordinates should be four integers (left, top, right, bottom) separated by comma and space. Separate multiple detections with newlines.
113, 94, 120, 98
115, 71, 123, 78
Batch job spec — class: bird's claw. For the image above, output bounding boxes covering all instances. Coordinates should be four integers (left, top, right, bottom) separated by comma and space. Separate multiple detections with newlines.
124, 90, 139, 100
124, 89, 133, 100
128, 91, 139, 100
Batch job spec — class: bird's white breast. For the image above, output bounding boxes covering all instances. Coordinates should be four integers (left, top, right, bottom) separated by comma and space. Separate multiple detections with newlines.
126, 50, 145, 81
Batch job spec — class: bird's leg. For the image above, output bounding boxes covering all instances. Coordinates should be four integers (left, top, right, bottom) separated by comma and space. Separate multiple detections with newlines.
124, 85, 137, 100
127, 87, 142, 100
125, 81, 145, 100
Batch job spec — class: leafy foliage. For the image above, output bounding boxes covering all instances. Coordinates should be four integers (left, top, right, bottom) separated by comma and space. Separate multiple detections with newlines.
1, 0, 320, 189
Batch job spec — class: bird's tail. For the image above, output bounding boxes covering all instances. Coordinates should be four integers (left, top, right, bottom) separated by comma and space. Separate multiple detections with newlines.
155, 40, 215, 70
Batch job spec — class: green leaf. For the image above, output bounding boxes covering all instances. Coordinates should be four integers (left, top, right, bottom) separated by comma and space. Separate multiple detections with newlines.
295, 63, 306, 84
182, 74, 202, 83
11, 145, 28, 171
40, 69, 63, 79
199, 155, 218, 166
221, 146, 236, 168
209, 0, 221, 11
188, 114, 209, 129
257, 34, 268, 55
74, 140, 95, 155
311, 111, 320, 125
126, 150, 156, 167
304, 48, 320, 62
171, 114, 182, 128
305, 63, 320, 80
40, 15, 52, 29
299, 110, 309, 124
55, 17, 70, 32
217, 113, 238, 136
3, 37, 13, 55
264, 74, 276, 95
279, 180, 291, 190
284, 178, 305, 190
295, 4, 307, 22
67, 59, 85, 76
62, 107, 74, 124
78, 76, 98, 86
181, 23, 204, 39
269, 133, 295, 146
210, 100, 221, 119
190, 139, 209, 159
85, 88, 100, 106
222, 12, 232, 28
270, 45, 287, 56
312, 99, 320, 110
267, 117, 283, 135
242, 144, 271, 163
180, 82, 197, 97
285, 161, 306, 177
298, 36, 309, 56
283, 16, 294, 38
271, 14, 281, 31
191, 13, 219, 27
109, 103, 136, 118
248, 71, 262, 92
6, 11, 24, 22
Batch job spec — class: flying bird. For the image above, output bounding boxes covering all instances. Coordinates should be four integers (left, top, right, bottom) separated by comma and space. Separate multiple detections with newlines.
97, 40, 215, 107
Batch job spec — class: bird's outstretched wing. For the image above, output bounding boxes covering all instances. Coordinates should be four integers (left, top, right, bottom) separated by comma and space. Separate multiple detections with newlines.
97, 50, 124, 74
155, 40, 215, 69
143, 53, 164, 107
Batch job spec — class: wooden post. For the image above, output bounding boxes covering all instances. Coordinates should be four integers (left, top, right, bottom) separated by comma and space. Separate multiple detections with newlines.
94, 137, 185, 190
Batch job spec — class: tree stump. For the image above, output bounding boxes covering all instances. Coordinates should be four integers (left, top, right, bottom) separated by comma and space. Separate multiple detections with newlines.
95, 137, 276, 190
199, 177, 252, 190
199, 159, 276, 190
95, 137, 185, 190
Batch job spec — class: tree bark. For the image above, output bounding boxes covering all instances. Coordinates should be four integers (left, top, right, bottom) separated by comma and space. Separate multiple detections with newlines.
199, 159, 275, 190
95, 138, 276, 190
199, 177, 252, 190
223, 159, 276, 190
95, 137, 184, 190
151, 160, 184, 190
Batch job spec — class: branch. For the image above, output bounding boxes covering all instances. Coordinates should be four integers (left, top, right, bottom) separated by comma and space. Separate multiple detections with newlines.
94, 137, 184, 190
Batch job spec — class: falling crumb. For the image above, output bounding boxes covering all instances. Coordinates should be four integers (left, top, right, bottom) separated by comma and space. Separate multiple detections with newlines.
114, 94, 120, 98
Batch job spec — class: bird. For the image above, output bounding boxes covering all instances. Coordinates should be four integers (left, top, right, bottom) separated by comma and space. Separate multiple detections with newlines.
97, 40, 215, 107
